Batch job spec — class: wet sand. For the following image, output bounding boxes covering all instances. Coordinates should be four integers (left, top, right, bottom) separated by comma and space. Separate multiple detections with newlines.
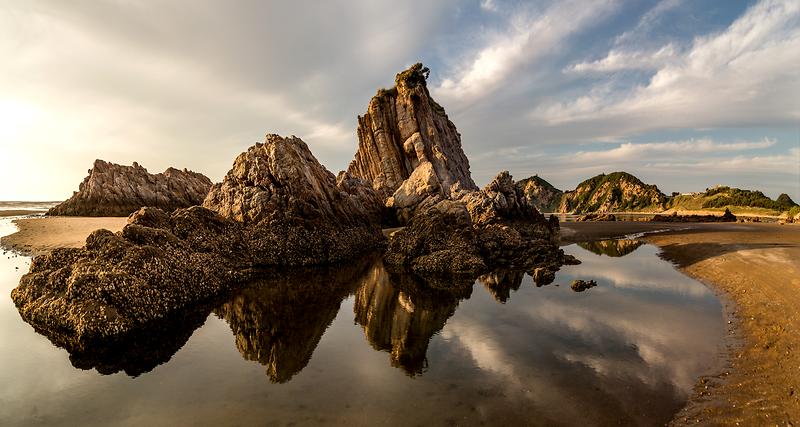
0, 210, 43, 217
563, 221, 800, 425
1, 216, 127, 256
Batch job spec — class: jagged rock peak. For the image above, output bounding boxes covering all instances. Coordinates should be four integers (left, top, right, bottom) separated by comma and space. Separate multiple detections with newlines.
347, 63, 477, 200
204, 134, 383, 226
47, 159, 212, 217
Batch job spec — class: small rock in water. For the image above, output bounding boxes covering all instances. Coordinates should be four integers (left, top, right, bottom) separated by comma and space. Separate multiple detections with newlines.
571, 279, 597, 292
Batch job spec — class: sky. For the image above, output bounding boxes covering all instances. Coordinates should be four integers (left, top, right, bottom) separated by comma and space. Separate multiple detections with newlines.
0, 0, 798, 201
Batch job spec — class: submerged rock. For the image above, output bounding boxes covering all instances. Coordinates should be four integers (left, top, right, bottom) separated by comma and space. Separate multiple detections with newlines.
571, 279, 598, 292
48, 160, 212, 217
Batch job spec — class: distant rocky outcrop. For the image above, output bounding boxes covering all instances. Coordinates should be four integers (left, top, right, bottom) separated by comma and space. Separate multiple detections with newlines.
47, 160, 212, 217
12, 134, 386, 349
347, 63, 478, 222
651, 208, 737, 223
516, 175, 563, 213
575, 213, 616, 222
559, 172, 666, 214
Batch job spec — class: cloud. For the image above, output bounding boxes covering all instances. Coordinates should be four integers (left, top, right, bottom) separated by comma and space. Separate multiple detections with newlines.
567, 44, 678, 73
570, 138, 776, 162
479, 0, 498, 13
533, 0, 800, 133
434, 0, 619, 103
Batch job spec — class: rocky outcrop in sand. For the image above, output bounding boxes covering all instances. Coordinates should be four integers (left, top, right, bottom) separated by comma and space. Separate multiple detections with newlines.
347, 63, 477, 221
12, 134, 386, 349
48, 160, 212, 217
651, 208, 737, 223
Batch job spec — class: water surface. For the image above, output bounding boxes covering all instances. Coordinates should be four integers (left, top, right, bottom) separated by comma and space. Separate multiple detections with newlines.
0, 223, 725, 426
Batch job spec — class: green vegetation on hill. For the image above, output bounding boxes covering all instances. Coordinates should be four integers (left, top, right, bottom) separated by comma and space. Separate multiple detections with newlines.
666, 186, 798, 216
560, 172, 666, 213
516, 175, 563, 212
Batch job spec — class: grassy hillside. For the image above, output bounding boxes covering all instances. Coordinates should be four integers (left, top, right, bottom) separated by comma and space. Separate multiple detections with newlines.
559, 172, 666, 213
516, 175, 563, 212
666, 187, 799, 216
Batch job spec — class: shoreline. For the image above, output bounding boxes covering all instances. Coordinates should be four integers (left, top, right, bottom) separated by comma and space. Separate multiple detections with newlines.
3, 216, 799, 423
0, 216, 127, 256
562, 221, 800, 424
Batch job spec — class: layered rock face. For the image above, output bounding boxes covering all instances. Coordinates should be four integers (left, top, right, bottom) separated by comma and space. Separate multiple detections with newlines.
559, 172, 666, 214
48, 160, 212, 216
12, 134, 386, 349
347, 63, 478, 221
204, 134, 385, 266
516, 175, 563, 213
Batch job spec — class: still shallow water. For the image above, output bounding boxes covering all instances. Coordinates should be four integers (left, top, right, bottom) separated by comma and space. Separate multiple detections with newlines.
0, 219, 725, 426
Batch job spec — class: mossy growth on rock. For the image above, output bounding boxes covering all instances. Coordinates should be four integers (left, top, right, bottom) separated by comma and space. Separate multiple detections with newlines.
395, 62, 430, 90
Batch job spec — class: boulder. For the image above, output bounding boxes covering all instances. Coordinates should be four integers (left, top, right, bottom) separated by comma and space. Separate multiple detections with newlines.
48, 160, 212, 217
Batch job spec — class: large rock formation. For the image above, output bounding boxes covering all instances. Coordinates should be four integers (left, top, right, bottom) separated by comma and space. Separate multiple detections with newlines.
347, 63, 478, 222
559, 172, 666, 214
12, 134, 386, 349
48, 160, 212, 216
204, 134, 385, 266
385, 171, 565, 276
516, 175, 563, 213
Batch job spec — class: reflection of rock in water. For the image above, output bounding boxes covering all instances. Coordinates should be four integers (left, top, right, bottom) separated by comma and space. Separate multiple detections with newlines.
215, 257, 374, 383
578, 239, 644, 257
48, 302, 213, 377
479, 269, 525, 303
354, 262, 472, 375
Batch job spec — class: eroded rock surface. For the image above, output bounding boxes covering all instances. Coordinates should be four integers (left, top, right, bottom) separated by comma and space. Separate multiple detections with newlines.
12, 134, 386, 349
347, 63, 477, 219
48, 160, 212, 216
517, 175, 563, 213
385, 171, 565, 276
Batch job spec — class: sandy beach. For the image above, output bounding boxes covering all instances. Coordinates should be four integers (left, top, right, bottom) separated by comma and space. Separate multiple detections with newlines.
1, 216, 127, 256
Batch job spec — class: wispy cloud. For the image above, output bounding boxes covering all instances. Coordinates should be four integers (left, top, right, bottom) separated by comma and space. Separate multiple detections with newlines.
434, 0, 618, 102
533, 0, 800, 132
